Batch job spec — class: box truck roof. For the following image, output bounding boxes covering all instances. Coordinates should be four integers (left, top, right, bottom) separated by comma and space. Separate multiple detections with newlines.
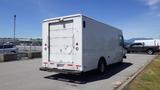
43, 14, 122, 32
43, 14, 82, 22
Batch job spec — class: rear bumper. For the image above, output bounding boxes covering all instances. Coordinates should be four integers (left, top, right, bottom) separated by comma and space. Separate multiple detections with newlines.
39, 67, 82, 74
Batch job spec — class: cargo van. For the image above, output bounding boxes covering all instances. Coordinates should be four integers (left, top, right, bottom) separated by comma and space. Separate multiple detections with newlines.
40, 14, 126, 74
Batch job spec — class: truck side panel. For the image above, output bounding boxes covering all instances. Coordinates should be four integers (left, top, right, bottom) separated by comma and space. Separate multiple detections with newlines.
82, 16, 123, 72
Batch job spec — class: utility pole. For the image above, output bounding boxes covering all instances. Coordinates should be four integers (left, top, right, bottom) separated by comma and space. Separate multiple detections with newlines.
13, 15, 16, 46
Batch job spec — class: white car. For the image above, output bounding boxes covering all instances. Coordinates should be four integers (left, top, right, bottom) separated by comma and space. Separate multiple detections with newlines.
0, 45, 18, 54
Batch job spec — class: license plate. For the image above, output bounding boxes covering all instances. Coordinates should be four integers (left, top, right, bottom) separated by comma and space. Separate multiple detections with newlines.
57, 64, 64, 67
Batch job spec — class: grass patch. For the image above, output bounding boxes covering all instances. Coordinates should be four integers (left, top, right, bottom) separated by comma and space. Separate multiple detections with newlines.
123, 55, 160, 90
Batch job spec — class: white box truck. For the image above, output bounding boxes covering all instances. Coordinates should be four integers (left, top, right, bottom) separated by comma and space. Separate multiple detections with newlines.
40, 14, 126, 74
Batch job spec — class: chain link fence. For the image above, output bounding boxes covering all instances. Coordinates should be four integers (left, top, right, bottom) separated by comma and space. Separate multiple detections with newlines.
0, 38, 42, 59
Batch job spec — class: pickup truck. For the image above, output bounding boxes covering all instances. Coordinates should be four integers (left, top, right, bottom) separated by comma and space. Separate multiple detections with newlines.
126, 43, 160, 55
0, 45, 18, 54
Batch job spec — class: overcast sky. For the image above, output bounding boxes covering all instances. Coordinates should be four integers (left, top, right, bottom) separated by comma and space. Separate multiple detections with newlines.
0, 0, 160, 39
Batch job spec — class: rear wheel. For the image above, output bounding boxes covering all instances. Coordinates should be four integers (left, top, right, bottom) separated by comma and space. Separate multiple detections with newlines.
146, 49, 154, 55
97, 59, 106, 74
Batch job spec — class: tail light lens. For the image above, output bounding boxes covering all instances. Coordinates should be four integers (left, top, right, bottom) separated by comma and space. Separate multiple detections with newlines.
76, 47, 79, 51
44, 47, 47, 50
44, 44, 47, 51
76, 42, 78, 45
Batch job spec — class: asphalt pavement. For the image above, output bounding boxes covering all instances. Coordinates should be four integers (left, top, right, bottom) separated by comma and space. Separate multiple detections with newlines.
0, 54, 156, 90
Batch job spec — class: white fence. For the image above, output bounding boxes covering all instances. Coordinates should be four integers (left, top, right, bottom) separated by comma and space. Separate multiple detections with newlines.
16, 45, 42, 53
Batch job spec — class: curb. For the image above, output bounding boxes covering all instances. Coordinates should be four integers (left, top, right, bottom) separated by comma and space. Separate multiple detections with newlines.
116, 55, 157, 90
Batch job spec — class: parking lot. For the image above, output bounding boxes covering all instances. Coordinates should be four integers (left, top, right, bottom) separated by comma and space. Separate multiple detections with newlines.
0, 54, 156, 90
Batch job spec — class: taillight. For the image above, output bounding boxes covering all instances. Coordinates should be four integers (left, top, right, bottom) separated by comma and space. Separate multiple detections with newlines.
76, 42, 78, 45
44, 44, 47, 51
75, 42, 79, 51
76, 47, 79, 51
44, 47, 47, 50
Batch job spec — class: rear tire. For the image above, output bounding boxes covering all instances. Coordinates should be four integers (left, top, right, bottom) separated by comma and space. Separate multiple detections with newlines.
146, 49, 154, 55
97, 60, 106, 74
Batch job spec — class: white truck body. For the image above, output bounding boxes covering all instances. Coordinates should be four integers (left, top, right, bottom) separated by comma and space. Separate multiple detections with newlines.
41, 14, 125, 73
134, 39, 160, 46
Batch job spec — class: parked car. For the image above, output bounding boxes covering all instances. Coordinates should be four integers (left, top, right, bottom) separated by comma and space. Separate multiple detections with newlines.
40, 14, 126, 74
0, 45, 18, 54
126, 43, 160, 55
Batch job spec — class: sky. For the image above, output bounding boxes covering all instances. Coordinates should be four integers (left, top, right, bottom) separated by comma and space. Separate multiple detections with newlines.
0, 0, 160, 39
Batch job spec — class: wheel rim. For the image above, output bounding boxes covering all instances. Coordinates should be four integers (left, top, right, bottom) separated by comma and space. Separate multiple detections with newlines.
148, 50, 153, 54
